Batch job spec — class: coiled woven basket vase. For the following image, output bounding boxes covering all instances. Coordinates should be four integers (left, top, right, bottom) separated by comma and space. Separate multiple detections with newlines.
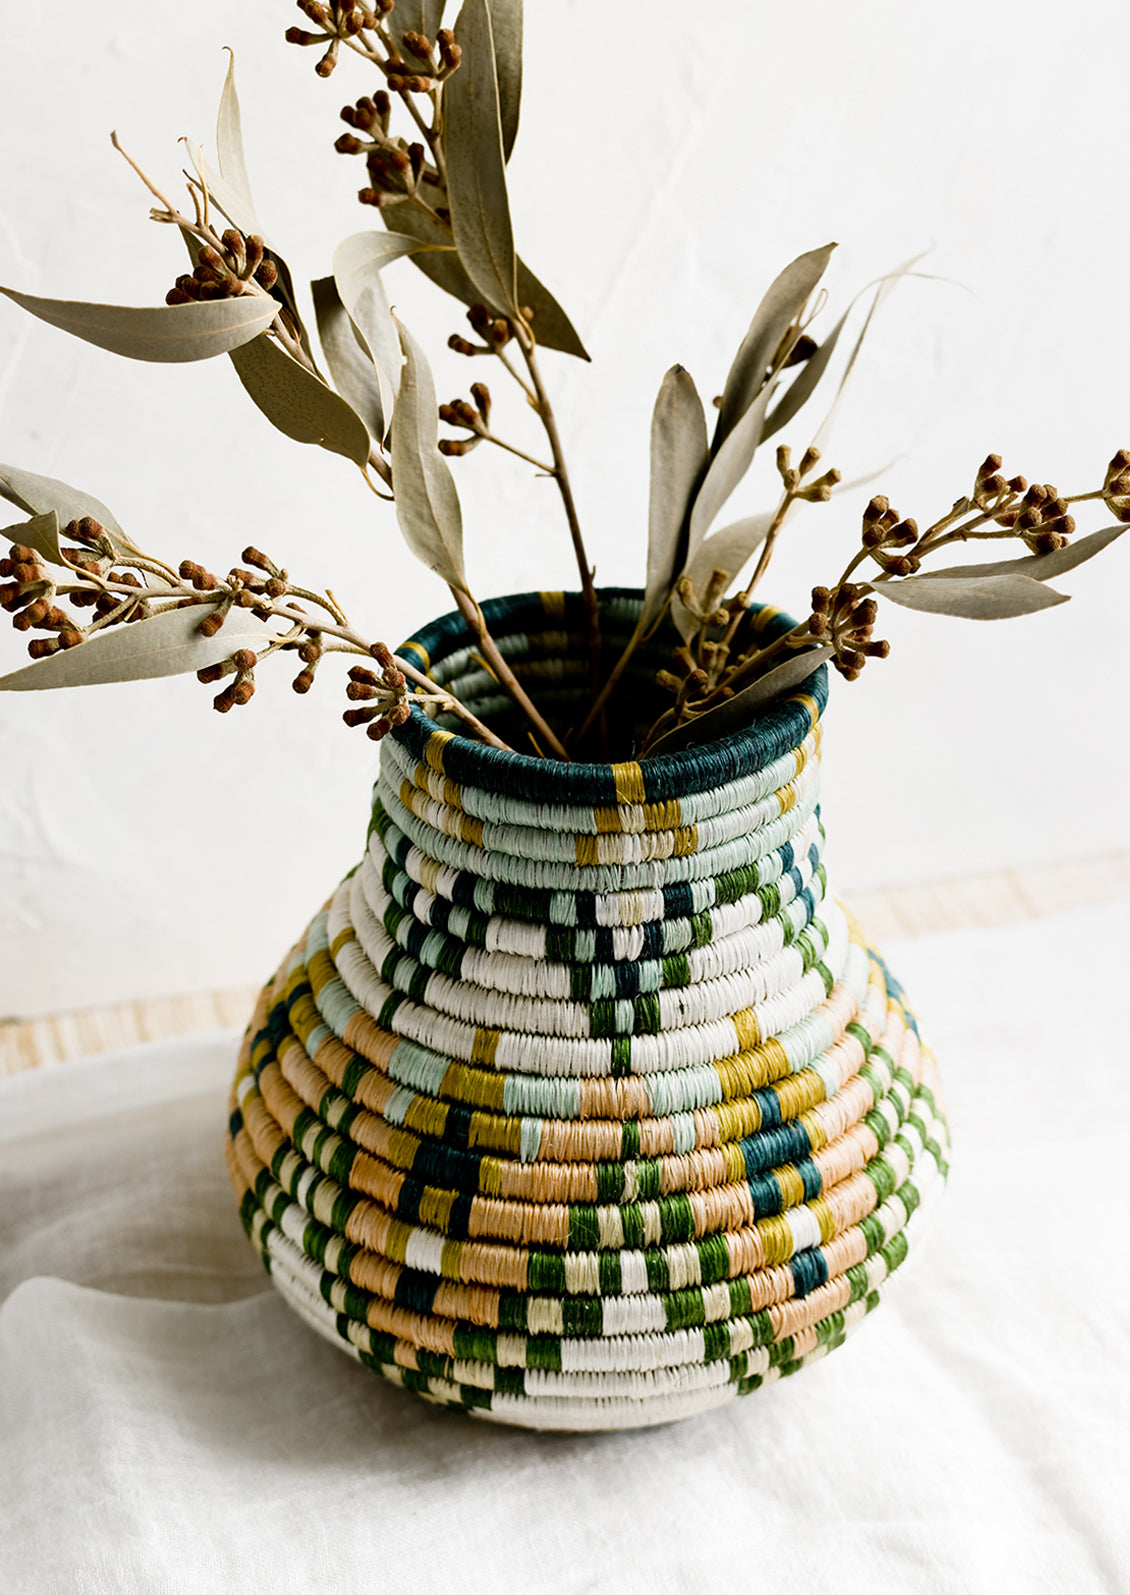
226, 589, 949, 1431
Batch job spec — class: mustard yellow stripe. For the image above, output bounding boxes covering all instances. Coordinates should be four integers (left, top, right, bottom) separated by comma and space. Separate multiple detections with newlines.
611, 760, 647, 805
425, 729, 454, 773
732, 1009, 760, 1051
644, 798, 682, 831
441, 1061, 506, 1111
385, 1122, 422, 1170
722, 1141, 747, 1185
774, 1069, 826, 1122
403, 1094, 449, 1142
289, 991, 322, 1047
469, 1110, 522, 1156
751, 604, 784, 636
593, 806, 624, 834
798, 1108, 830, 1153
575, 834, 601, 866
307, 948, 337, 997
774, 1162, 806, 1211
399, 639, 430, 670
808, 1194, 837, 1245
714, 1097, 762, 1143
794, 691, 819, 730
418, 1184, 456, 1231
440, 1238, 464, 1281
540, 590, 567, 620
757, 1212, 795, 1266
284, 962, 310, 1003
383, 1217, 413, 1265
330, 925, 356, 959
479, 1156, 505, 1199
672, 824, 698, 858
471, 1026, 500, 1066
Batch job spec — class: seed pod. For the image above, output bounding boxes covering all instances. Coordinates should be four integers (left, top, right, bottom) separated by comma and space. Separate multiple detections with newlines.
315, 42, 340, 77
243, 237, 265, 278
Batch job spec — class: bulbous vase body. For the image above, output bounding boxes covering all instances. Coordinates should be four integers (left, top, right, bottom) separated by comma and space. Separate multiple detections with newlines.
227, 591, 947, 1430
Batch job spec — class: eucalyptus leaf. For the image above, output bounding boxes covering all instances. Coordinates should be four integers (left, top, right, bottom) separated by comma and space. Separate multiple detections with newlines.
670, 511, 776, 643
0, 510, 62, 566
0, 604, 274, 692
310, 276, 387, 444
487, 0, 522, 162
0, 463, 138, 554
916, 524, 1126, 584
333, 232, 422, 422
378, 198, 587, 358
686, 383, 776, 554
445, 0, 518, 315
378, 198, 482, 303
216, 51, 255, 216
183, 138, 258, 244
388, 0, 447, 56
644, 647, 832, 758
515, 259, 589, 360
876, 572, 1068, 619
640, 365, 708, 633
229, 334, 372, 465
0, 285, 279, 364
391, 316, 467, 590
713, 244, 835, 455
183, 139, 311, 361
334, 230, 430, 279
764, 253, 927, 444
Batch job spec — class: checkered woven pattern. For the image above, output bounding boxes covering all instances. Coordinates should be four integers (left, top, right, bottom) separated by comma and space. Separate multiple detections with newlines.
226, 592, 949, 1429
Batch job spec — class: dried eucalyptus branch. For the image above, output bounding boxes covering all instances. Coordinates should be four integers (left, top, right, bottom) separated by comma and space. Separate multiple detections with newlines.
0, 515, 510, 749
2, 4, 1126, 767
640, 450, 1130, 756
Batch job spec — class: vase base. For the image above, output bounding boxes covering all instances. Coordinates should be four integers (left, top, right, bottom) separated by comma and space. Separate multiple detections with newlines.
227, 908, 948, 1432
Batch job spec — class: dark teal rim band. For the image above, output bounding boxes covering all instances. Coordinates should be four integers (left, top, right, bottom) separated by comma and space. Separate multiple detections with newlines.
391, 588, 828, 806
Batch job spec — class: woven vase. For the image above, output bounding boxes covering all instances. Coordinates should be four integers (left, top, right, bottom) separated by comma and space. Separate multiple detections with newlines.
226, 589, 949, 1430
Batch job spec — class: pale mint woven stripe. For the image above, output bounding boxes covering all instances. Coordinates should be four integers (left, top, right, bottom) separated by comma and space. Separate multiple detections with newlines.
379, 725, 821, 835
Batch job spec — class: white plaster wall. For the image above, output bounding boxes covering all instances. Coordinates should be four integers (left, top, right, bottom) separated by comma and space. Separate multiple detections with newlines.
1, 1, 1127, 1017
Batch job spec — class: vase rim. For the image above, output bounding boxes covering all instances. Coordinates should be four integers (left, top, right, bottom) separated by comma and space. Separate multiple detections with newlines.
389, 586, 828, 806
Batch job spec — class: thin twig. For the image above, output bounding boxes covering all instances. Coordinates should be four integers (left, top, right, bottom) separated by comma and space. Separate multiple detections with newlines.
451, 587, 570, 760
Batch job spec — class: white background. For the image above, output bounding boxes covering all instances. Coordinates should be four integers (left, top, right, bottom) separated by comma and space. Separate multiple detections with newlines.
1, 0, 1127, 1016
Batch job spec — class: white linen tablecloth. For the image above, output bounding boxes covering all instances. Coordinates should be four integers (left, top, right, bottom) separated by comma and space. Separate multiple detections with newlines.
2, 900, 1128, 1595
